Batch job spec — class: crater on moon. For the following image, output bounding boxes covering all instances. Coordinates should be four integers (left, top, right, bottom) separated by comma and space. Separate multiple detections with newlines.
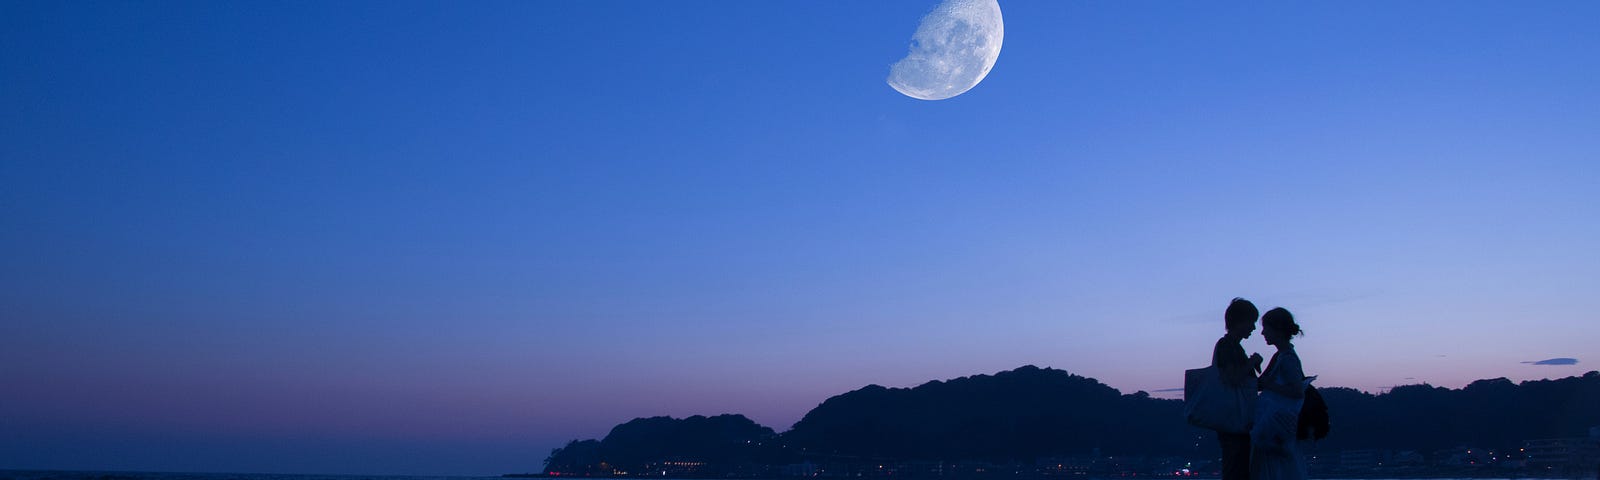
887, 0, 1004, 101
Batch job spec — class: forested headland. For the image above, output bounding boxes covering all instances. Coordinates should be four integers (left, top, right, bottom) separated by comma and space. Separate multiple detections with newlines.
541, 366, 1600, 476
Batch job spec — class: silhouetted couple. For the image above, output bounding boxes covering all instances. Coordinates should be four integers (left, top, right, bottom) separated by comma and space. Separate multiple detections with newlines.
1213, 298, 1310, 480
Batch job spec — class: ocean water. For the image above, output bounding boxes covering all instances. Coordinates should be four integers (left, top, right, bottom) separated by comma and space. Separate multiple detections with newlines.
0, 472, 505, 480
0, 474, 1539, 480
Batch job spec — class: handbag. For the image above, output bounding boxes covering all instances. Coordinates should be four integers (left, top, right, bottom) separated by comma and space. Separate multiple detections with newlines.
1184, 365, 1256, 433
1251, 376, 1315, 455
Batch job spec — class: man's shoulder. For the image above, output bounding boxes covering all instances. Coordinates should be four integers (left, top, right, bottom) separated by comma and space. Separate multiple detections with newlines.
1213, 336, 1245, 365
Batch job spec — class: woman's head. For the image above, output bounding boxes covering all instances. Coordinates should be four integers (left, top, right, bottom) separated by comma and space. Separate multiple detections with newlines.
1261, 307, 1302, 346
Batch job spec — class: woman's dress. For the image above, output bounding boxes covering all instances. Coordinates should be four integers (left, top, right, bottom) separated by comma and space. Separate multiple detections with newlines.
1251, 347, 1307, 480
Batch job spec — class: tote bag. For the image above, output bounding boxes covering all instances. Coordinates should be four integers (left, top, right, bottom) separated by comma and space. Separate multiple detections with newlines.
1251, 376, 1315, 456
1184, 366, 1255, 433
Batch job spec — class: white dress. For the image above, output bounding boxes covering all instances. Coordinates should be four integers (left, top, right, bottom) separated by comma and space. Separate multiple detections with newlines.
1251, 347, 1308, 480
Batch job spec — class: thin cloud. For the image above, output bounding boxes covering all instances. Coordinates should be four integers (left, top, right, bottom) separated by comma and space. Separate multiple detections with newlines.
1151, 388, 1184, 393
1521, 358, 1579, 366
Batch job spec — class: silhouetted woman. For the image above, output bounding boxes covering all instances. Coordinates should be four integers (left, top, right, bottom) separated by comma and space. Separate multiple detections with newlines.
1252, 307, 1308, 479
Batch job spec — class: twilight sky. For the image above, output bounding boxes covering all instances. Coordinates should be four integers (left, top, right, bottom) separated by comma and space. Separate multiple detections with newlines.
2, 0, 1598, 476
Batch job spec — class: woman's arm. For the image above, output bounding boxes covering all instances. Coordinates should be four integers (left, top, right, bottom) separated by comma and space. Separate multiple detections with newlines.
1260, 351, 1306, 398
1261, 377, 1304, 398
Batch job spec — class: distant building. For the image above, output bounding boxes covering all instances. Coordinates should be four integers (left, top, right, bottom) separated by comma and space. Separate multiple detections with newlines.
1592, 427, 1600, 480
646, 459, 707, 477
1339, 449, 1386, 471
781, 461, 818, 477
1035, 456, 1092, 476
896, 460, 945, 477
1432, 446, 1487, 467
1391, 450, 1425, 468
1525, 437, 1600, 476
1304, 452, 1330, 474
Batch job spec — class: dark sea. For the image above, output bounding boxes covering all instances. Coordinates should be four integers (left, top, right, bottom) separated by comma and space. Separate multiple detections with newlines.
0, 472, 506, 480
0, 474, 1539, 480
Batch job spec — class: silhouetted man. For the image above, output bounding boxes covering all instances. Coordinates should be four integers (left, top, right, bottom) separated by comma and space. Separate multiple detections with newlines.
1215, 298, 1264, 480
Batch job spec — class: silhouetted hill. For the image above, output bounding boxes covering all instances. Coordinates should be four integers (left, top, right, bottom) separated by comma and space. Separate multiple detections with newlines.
546, 414, 786, 474
543, 367, 1600, 474
784, 365, 1204, 459
1309, 372, 1600, 453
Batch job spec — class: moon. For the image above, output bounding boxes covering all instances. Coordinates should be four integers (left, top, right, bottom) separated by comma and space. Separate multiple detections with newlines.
887, 0, 1004, 101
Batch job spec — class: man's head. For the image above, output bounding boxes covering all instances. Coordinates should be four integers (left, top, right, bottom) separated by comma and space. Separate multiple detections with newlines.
1225, 297, 1259, 337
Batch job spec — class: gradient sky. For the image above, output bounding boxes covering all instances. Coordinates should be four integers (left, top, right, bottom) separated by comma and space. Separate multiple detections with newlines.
3, 0, 1598, 476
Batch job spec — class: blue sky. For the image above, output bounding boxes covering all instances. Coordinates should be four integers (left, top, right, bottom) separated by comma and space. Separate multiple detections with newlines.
3, 0, 1598, 475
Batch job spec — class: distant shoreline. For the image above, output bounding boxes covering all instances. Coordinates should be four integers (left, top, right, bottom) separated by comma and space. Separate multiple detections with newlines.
502, 475, 1579, 480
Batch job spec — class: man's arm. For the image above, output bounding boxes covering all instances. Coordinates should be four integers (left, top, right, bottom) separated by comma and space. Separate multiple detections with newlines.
1214, 341, 1254, 387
